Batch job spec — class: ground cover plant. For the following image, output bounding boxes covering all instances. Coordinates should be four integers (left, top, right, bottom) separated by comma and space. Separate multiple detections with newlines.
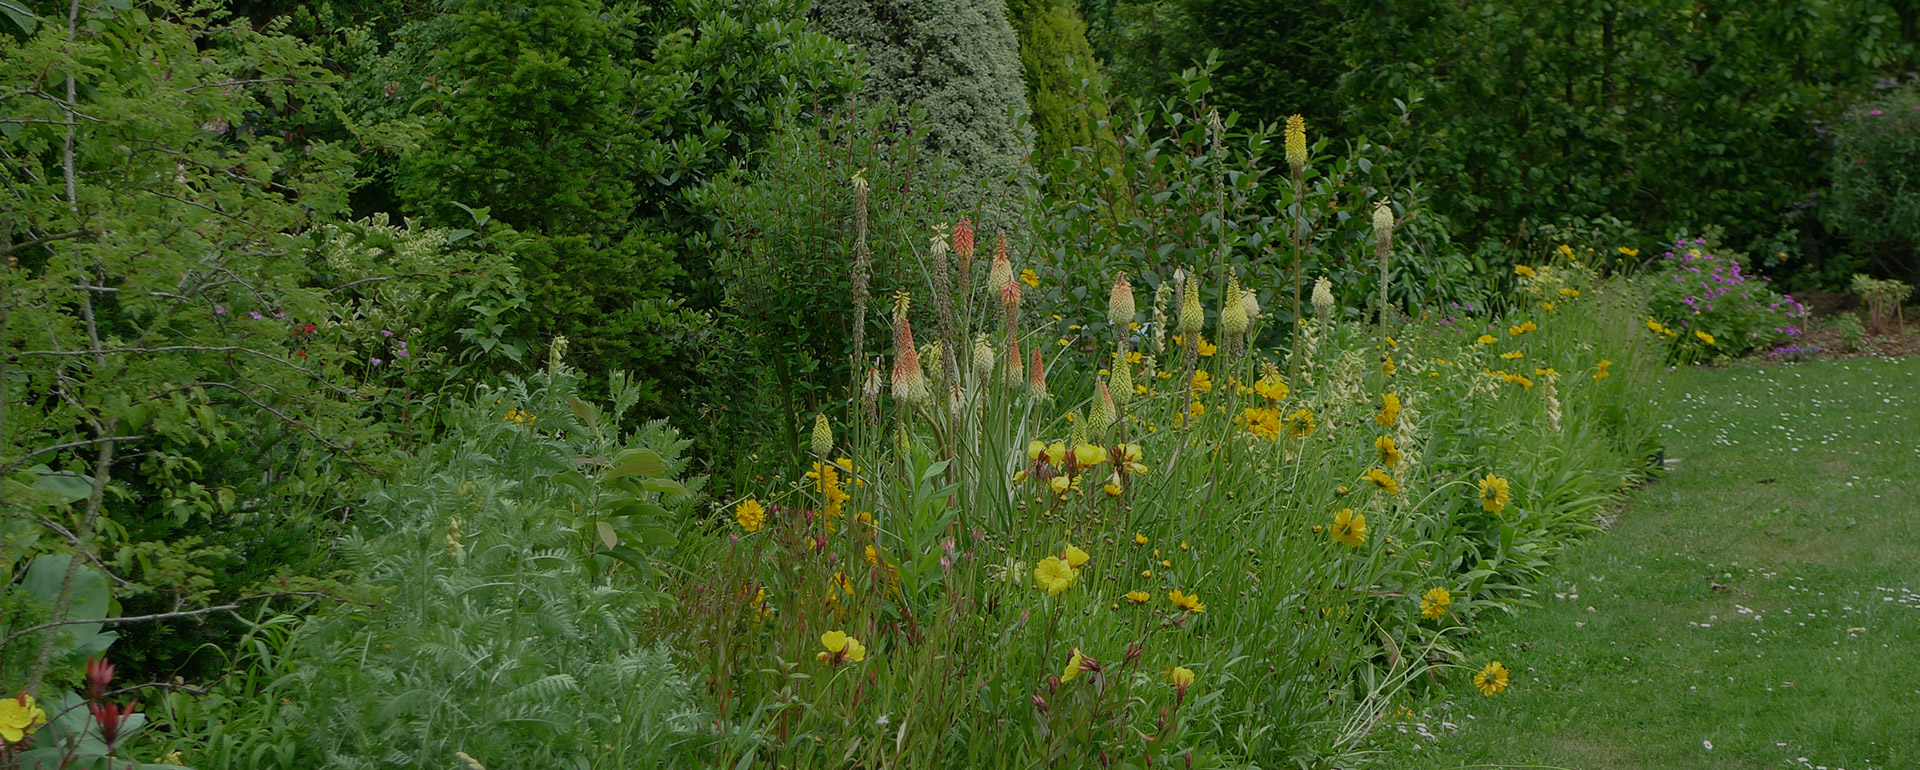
1370, 356, 1920, 769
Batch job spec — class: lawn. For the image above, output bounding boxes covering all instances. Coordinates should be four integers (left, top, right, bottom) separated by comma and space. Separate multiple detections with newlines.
1374, 355, 1920, 770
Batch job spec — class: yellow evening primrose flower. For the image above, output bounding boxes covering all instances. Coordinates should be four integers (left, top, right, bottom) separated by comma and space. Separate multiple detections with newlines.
821, 630, 867, 663
1595, 360, 1613, 380
1330, 508, 1368, 547
735, 498, 766, 533
1168, 589, 1207, 613
1477, 334, 1497, 345
1376, 393, 1401, 426
1363, 467, 1400, 494
1049, 475, 1072, 495
0, 692, 49, 743
1104, 479, 1124, 496
1170, 666, 1196, 693
1421, 587, 1452, 620
1063, 544, 1090, 568
1027, 440, 1046, 461
1126, 590, 1150, 604
1191, 370, 1213, 393
1044, 441, 1068, 466
1514, 264, 1537, 278
1474, 661, 1510, 695
1696, 330, 1715, 345
1478, 474, 1512, 514
1074, 443, 1108, 468
1198, 339, 1218, 357
1020, 268, 1040, 288
1375, 435, 1402, 467
1034, 556, 1078, 595
1062, 648, 1090, 682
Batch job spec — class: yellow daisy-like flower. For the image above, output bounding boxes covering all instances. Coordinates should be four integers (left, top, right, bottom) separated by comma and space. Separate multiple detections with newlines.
1255, 370, 1289, 401
1507, 320, 1538, 335
1646, 318, 1666, 334
1133, 533, 1149, 546
1559, 287, 1581, 298
1478, 474, 1511, 514
1284, 409, 1316, 437
1543, 301, 1557, 312
1375, 435, 1402, 467
0, 692, 49, 743
1330, 508, 1368, 547
1198, 339, 1218, 357
1420, 587, 1452, 620
1477, 334, 1497, 345
1557, 244, 1575, 260
1363, 467, 1399, 494
1499, 350, 1524, 360
1382, 356, 1397, 376
1191, 370, 1214, 393
1376, 393, 1401, 426
735, 498, 766, 533
1514, 264, 1537, 278
1169, 589, 1207, 613
1034, 556, 1078, 595
1125, 590, 1150, 604
1594, 360, 1612, 380
1020, 268, 1040, 288
1695, 330, 1715, 345
1474, 661, 1510, 695
1534, 367, 1560, 377
864, 544, 880, 566
1619, 246, 1640, 257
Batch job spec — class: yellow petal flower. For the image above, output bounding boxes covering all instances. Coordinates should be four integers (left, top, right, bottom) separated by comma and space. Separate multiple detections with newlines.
1063, 544, 1090, 568
1034, 556, 1078, 595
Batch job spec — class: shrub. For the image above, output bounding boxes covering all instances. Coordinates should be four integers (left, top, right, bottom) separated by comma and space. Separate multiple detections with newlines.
1825, 84, 1920, 284
1641, 237, 1809, 359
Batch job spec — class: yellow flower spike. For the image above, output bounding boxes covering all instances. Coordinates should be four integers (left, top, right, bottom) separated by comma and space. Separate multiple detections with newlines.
1168, 589, 1207, 613
1034, 556, 1078, 594
1330, 508, 1368, 547
1477, 334, 1497, 345
1478, 474, 1512, 514
734, 498, 766, 533
1474, 661, 1510, 695
1421, 587, 1453, 620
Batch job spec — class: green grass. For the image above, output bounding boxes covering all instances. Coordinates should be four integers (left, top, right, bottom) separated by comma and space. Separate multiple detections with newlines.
1373, 356, 1920, 770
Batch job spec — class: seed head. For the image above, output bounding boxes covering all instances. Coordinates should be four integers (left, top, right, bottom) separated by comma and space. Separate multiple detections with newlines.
971, 333, 995, 379
1108, 273, 1136, 331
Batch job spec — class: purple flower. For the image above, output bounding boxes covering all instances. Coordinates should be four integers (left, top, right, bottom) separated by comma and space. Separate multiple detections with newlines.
381, 329, 394, 337
370, 357, 384, 366
250, 311, 264, 320
274, 309, 287, 319
214, 305, 228, 315
1868, 109, 1883, 116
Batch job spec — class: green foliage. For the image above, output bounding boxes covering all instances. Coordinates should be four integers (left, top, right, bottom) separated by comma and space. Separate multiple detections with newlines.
1641, 235, 1810, 359
1826, 85, 1920, 283
1007, 0, 1121, 186
693, 104, 952, 463
813, 0, 1036, 211
149, 368, 710, 768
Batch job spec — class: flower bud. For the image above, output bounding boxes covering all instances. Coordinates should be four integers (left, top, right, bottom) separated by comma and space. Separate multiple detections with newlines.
1108, 273, 1135, 331
1285, 114, 1307, 172
811, 414, 833, 460
971, 334, 995, 380
1312, 276, 1335, 322
1179, 273, 1203, 337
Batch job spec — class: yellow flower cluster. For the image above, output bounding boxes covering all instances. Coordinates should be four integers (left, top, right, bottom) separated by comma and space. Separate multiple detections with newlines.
1376, 393, 1401, 426
819, 630, 868, 664
0, 692, 49, 743
505, 408, 537, 426
735, 498, 765, 533
1507, 320, 1538, 336
1420, 587, 1452, 620
1329, 508, 1367, 547
1646, 319, 1678, 338
1034, 545, 1090, 595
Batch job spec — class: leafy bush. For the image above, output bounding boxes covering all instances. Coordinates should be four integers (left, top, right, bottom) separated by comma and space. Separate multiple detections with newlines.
1641, 237, 1810, 359
148, 367, 711, 768
1826, 85, 1920, 283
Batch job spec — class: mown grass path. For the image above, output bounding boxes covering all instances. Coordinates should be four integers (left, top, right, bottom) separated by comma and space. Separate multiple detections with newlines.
1377, 356, 1920, 770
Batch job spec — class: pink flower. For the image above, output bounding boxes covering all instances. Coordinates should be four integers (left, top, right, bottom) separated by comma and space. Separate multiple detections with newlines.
1868, 109, 1883, 116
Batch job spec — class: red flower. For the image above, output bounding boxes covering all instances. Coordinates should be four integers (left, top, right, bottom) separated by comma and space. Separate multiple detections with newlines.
89, 701, 137, 747
84, 657, 114, 701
